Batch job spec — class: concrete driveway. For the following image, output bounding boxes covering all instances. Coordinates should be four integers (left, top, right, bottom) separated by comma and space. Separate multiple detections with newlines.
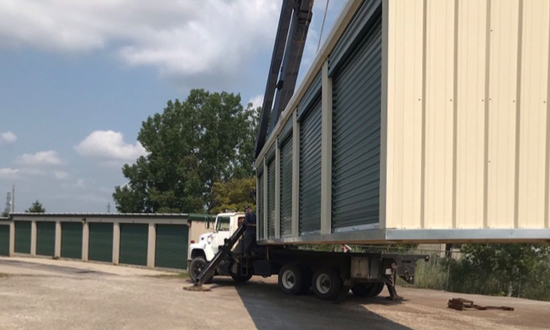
0, 257, 548, 330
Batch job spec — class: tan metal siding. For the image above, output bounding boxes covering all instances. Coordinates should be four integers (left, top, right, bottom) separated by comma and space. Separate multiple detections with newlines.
424, 0, 455, 229
386, 0, 550, 230
518, 0, 550, 229
385, 0, 424, 229
487, 0, 520, 229
456, 0, 488, 229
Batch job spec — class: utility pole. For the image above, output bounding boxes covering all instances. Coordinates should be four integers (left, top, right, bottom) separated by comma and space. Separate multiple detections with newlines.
11, 184, 15, 213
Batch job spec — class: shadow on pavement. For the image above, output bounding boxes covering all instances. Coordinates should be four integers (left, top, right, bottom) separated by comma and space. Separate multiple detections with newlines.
233, 279, 413, 330
0, 258, 111, 276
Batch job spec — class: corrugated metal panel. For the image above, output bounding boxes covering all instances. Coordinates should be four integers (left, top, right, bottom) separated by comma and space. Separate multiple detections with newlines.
385, 0, 424, 230
456, 0, 488, 229
61, 222, 82, 259
267, 156, 276, 238
297, 73, 322, 120
517, 0, 550, 229
328, 0, 382, 75
155, 224, 188, 269
36, 222, 55, 256
280, 135, 293, 237
423, 0, 455, 229
257, 170, 264, 240
0, 225, 9, 256
299, 99, 322, 235
386, 0, 550, 231
332, 18, 382, 231
278, 119, 293, 146
88, 223, 113, 262
119, 224, 148, 266
14, 221, 31, 254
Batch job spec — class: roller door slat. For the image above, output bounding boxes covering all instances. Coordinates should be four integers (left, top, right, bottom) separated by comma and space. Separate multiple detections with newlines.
331, 18, 382, 231
88, 223, 113, 262
155, 224, 188, 269
119, 224, 148, 266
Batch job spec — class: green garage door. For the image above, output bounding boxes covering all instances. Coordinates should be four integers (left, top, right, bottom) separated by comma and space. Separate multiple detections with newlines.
15, 221, 31, 254
61, 222, 82, 259
0, 225, 9, 256
37, 222, 55, 256
155, 225, 188, 269
119, 224, 148, 266
88, 223, 113, 262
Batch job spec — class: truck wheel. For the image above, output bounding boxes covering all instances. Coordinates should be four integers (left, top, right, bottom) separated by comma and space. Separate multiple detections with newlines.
230, 265, 253, 283
352, 282, 384, 297
351, 283, 374, 297
189, 257, 213, 284
311, 267, 342, 300
370, 282, 385, 297
278, 264, 307, 295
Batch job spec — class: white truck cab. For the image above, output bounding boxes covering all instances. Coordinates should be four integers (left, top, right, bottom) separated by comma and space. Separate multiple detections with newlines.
188, 212, 245, 280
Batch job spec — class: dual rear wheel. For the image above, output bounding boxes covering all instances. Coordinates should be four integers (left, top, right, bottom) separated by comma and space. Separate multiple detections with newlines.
278, 263, 386, 300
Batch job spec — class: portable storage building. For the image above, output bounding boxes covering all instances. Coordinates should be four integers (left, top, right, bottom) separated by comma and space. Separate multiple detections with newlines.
255, 0, 550, 244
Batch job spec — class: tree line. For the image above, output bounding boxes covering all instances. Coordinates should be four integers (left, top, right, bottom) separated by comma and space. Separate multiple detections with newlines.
113, 89, 258, 214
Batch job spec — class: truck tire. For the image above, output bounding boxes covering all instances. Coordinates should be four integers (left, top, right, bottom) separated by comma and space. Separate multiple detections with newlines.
278, 264, 307, 295
370, 282, 385, 297
230, 264, 253, 283
189, 257, 213, 284
311, 267, 343, 300
352, 282, 384, 297
351, 283, 374, 297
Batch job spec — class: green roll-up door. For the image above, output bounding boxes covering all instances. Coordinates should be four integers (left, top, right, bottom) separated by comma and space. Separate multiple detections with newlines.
299, 99, 322, 235
88, 223, 113, 262
0, 225, 9, 256
155, 224, 188, 269
61, 222, 82, 259
14, 221, 31, 254
267, 155, 276, 238
280, 135, 293, 237
332, 18, 382, 231
119, 223, 148, 266
257, 170, 264, 240
36, 222, 55, 256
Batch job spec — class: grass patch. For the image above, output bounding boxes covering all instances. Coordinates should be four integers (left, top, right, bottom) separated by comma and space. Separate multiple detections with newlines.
0, 273, 9, 278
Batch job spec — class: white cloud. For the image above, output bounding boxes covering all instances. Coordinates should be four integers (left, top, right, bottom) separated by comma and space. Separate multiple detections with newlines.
15, 150, 62, 167
248, 94, 263, 109
54, 170, 69, 180
0, 1, 280, 87
0, 131, 17, 144
0, 168, 19, 179
75, 130, 147, 165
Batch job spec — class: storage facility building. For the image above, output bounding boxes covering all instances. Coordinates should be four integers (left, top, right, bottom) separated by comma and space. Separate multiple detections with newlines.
255, 0, 550, 244
0, 213, 212, 270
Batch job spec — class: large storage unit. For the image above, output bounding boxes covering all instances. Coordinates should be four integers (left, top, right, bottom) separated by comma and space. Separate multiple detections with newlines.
61, 222, 82, 259
119, 223, 148, 266
155, 224, 188, 269
14, 221, 31, 254
0, 225, 9, 256
88, 223, 113, 262
36, 222, 55, 256
255, 0, 550, 244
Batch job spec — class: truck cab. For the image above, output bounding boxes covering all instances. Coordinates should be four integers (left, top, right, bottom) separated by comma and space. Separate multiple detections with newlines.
188, 212, 246, 280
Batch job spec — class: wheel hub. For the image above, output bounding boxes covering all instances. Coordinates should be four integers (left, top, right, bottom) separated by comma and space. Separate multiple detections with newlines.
281, 269, 296, 289
316, 274, 332, 294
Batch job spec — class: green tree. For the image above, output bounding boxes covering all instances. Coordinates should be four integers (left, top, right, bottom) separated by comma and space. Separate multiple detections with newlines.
113, 89, 259, 213
0, 211, 9, 217
210, 177, 256, 214
459, 244, 550, 297
26, 200, 45, 213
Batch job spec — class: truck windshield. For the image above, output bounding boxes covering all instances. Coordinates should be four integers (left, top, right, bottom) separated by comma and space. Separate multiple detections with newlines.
216, 216, 230, 232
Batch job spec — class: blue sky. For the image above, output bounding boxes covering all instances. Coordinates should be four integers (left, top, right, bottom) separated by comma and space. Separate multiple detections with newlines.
0, 0, 346, 213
